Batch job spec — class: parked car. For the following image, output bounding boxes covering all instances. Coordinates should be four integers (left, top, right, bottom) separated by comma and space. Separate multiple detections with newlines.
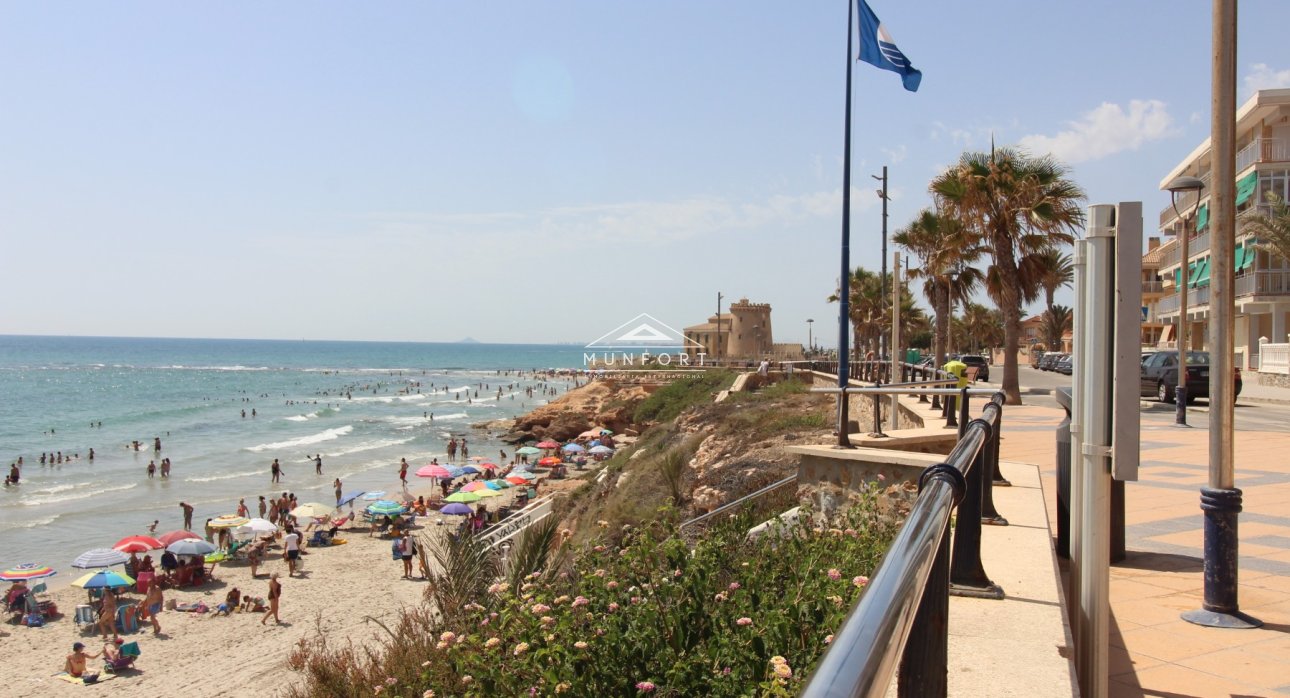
1030, 351, 1046, 369
1056, 354, 1073, 375
1039, 352, 1062, 371
1139, 350, 1243, 404
956, 354, 990, 382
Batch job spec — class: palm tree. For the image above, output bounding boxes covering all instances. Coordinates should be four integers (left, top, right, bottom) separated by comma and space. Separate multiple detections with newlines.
828, 268, 931, 361
1244, 191, 1290, 262
894, 208, 985, 372
1032, 248, 1075, 315
956, 302, 1003, 354
932, 147, 1087, 404
1042, 304, 1072, 351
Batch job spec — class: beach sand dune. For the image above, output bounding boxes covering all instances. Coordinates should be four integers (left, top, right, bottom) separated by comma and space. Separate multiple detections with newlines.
2, 512, 462, 698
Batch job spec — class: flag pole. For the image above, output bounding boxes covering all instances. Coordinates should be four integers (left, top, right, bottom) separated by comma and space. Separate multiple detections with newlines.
836, 0, 855, 449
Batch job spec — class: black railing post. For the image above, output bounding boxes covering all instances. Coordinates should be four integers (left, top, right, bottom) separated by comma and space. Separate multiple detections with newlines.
918, 367, 929, 403
950, 419, 1004, 599
897, 516, 951, 698
944, 391, 956, 428
981, 398, 1009, 525
870, 390, 886, 437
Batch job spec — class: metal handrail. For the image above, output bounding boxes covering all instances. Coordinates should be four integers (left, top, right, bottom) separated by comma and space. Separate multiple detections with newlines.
677, 474, 797, 531
801, 393, 1006, 698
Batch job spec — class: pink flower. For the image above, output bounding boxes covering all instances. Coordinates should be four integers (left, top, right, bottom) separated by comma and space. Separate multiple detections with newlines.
827, 568, 842, 581
385, 677, 398, 686
422, 691, 436, 698
572, 596, 590, 607
513, 641, 530, 656
877, 473, 886, 481
673, 569, 682, 577
736, 617, 752, 627
541, 615, 555, 627
608, 602, 620, 612
631, 596, 642, 604
853, 575, 870, 588
728, 582, 741, 591
825, 634, 834, 644
606, 581, 619, 590
531, 603, 551, 614
439, 631, 456, 643
636, 681, 656, 692
714, 591, 728, 602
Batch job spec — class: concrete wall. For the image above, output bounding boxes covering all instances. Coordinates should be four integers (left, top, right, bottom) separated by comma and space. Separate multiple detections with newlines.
809, 371, 925, 430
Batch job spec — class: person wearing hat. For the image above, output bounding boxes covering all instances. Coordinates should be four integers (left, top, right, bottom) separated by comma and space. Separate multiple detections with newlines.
64, 642, 100, 681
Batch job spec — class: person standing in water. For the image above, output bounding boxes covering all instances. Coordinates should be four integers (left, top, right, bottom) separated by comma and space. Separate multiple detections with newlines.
314, 454, 322, 475
270, 459, 282, 483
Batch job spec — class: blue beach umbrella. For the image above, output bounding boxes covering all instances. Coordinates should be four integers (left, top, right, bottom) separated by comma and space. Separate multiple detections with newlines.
72, 548, 130, 569
447, 467, 467, 478
561, 443, 585, 452
439, 503, 473, 516
338, 491, 366, 507
460, 466, 481, 475
363, 491, 387, 501
166, 538, 217, 556
366, 500, 405, 516
72, 569, 135, 590
484, 479, 507, 490
589, 445, 615, 454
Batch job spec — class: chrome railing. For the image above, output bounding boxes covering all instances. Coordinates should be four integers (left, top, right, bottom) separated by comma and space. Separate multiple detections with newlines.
677, 474, 798, 533
801, 392, 1007, 698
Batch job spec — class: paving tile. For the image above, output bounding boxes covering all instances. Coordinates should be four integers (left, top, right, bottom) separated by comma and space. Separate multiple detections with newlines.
1119, 662, 1270, 697
1179, 648, 1290, 692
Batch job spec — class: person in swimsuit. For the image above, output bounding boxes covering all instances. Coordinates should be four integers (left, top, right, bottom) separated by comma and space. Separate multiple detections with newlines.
261, 573, 282, 625
333, 478, 342, 505
97, 592, 118, 640
141, 582, 163, 635
64, 642, 100, 680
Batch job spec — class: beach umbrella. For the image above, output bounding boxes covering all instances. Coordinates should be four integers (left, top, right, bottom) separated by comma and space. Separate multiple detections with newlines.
505, 476, 532, 485
478, 462, 498, 470
337, 491, 366, 507
366, 500, 406, 516
114, 535, 163, 553
71, 569, 135, 590
158, 530, 201, 546
589, 445, 615, 454
461, 481, 489, 492
460, 465, 481, 475
72, 548, 130, 569
291, 502, 334, 518
536, 441, 559, 449
600, 429, 613, 435
537, 457, 562, 466
444, 491, 481, 503
439, 503, 473, 516
0, 563, 57, 582
589, 440, 601, 447
417, 465, 452, 478
561, 443, 585, 452
166, 538, 217, 556
209, 514, 250, 529
511, 471, 538, 481
485, 479, 509, 490
235, 518, 278, 536
472, 488, 502, 498
578, 429, 600, 439
204, 552, 229, 564
363, 491, 387, 500
447, 467, 467, 478
516, 446, 542, 456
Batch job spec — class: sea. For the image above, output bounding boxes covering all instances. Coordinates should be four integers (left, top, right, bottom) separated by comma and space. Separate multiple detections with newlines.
0, 335, 588, 583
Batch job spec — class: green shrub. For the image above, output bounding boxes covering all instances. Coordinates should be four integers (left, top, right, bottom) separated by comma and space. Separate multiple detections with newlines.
633, 371, 735, 423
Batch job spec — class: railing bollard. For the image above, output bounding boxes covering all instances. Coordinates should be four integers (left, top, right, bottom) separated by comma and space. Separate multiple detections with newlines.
918, 367, 929, 403
981, 398, 1009, 525
870, 391, 886, 437
949, 419, 1004, 599
957, 388, 970, 440
898, 515, 951, 698
944, 392, 956, 428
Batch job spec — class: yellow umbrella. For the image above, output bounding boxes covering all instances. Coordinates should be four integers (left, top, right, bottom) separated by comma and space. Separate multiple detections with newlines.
208, 514, 250, 529
290, 502, 334, 518
71, 569, 135, 589
472, 488, 502, 498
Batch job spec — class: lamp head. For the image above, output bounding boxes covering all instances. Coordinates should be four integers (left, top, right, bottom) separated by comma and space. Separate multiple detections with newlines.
1166, 175, 1204, 196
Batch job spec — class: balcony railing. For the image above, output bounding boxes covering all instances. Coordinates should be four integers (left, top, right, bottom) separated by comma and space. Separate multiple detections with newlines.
1236, 137, 1290, 173
1159, 172, 1213, 228
1155, 285, 1211, 316
1142, 280, 1164, 294
1236, 269, 1290, 296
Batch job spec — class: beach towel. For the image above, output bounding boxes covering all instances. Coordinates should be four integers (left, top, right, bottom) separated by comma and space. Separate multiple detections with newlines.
54, 672, 116, 685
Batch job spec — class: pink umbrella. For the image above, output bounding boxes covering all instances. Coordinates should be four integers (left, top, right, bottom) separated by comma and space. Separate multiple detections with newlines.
461, 481, 489, 492
417, 464, 452, 478
158, 530, 201, 546
536, 441, 559, 449
114, 535, 163, 553
477, 462, 498, 470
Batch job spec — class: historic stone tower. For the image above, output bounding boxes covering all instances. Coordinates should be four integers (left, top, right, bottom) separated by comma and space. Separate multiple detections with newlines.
727, 298, 773, 358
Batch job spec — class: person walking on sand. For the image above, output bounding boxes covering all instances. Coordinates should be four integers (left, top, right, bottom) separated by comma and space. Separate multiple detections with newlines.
97, 591, 118, 640
258, 495, 267, 519
398, 531, 415, 578
141, 582, 163, 635
270, 458, 282, 483
261, 572, 282, 625
237, 498, 249, 518
333, 478, 342, 505
283, 528, 300, 576
180, 501, 194, 530
398, 458, 408, 486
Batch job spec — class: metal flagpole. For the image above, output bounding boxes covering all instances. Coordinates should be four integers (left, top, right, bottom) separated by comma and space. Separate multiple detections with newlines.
836, 0, 855, 449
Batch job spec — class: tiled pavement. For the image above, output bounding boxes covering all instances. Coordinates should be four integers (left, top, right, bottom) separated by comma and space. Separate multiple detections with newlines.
998, 402, 1290, 697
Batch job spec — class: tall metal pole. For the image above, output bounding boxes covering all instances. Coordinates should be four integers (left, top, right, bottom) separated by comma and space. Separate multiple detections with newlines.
1177, 209, 1191, 424
891, 252, 902, 429
716, 292, 723, 365
1183, 0, 1260, 630
835, 0, 854, 448
807, 319, 814, 356
876, 166, 889, 362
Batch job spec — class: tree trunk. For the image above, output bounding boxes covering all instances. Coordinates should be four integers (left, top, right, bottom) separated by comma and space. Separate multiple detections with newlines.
934, 281, 949, 370
993, 232, 1024, 405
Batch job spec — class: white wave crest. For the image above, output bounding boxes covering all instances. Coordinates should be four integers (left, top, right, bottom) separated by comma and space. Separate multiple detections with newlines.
186, 468, 264, 483
245, 425, 354, 453
321, 436, 414, 458
21, 483, 137, 507
0, 514, 60, 531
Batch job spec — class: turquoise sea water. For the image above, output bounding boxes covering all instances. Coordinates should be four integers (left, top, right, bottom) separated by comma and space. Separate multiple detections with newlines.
0, 335, 585, 580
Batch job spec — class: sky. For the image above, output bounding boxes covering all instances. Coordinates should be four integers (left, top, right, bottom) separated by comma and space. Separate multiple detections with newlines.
4, 1, 1290, 346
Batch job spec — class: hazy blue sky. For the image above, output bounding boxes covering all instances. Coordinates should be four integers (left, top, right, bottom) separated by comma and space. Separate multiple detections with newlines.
4, 1, 1290, 345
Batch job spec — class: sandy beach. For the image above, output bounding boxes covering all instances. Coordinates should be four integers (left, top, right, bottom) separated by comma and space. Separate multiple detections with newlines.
1, 476, 528, 698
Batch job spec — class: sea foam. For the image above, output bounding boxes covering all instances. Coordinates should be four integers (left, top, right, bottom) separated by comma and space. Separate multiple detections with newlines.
245, 425, 354, 452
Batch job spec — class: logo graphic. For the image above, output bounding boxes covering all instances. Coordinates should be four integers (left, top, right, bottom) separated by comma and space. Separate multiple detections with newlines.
584, 313, 706, 367
585, 313, 704, 351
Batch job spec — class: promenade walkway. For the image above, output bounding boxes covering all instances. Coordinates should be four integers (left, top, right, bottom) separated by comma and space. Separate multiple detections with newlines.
998, 401, 1290, 697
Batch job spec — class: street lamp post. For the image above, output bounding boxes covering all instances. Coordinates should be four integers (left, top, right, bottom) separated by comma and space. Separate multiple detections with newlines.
873, 167, 890, 362
807, 319, 814, 356
1167, 176, 1203, 427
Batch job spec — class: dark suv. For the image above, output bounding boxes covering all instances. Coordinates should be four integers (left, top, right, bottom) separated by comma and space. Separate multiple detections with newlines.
957, 355, 990, 382
1139, 350, 1243, 404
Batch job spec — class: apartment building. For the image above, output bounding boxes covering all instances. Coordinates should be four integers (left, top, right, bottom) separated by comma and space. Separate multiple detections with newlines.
1150, 88, 1290, 369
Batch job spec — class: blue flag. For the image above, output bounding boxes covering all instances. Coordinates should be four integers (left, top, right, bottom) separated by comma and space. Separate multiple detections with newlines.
857, 0, 922, 92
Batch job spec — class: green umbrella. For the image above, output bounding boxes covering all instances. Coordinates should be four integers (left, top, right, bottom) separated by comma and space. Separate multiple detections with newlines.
516, 446, 542, 456
366, 500, 406, 516
444, 491, 482, 503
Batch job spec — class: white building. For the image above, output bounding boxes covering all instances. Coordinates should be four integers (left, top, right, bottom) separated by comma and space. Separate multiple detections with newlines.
1152, 88, 1290, 370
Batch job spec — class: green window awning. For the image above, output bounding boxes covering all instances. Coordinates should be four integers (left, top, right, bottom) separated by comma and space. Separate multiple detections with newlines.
1241, 241, 1258, 270
1193, 258, 1211, 287
1234, 245, 1246, 271
1196, 203, 1209, 231
1236, 171, 1259, 206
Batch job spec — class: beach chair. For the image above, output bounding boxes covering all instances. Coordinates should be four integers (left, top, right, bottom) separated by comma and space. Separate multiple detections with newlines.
73, 604, 96, 632
115, 604, 138, 634
104, 642, 140, 673
308, 530, 331, 547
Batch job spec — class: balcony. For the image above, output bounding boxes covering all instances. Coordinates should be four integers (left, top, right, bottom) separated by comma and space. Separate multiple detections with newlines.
1142, 280, 1164, 295
1159, 230, 1211, 270
1236, 137, 1290, 173
1159, 172, 1213, 228
1155, 285, 1211, 316
1237, 269, 1290, 296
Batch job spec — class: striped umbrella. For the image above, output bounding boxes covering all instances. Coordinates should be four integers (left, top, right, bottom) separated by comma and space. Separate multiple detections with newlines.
0, 563, 57, 582
209, 514, 250, 529
461, 481, 489, 492
72, 548, 129, 569
485, 479, 510, 490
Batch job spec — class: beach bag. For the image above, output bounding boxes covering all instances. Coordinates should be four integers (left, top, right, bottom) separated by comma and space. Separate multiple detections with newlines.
25, 613, 43, 627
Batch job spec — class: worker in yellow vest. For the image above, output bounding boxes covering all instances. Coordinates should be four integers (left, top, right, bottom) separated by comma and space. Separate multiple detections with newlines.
943, 358, 969, 388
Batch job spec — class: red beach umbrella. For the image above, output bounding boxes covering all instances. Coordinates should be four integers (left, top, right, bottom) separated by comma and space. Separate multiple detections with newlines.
477, 462, 498, 470
535, 441, 559, 449
158, 530, 201, 547
114, 535, 163, 553
505, 476, 529, 485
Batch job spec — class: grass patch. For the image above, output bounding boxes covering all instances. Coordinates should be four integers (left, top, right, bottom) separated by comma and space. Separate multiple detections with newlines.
632, 370, 735, 423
